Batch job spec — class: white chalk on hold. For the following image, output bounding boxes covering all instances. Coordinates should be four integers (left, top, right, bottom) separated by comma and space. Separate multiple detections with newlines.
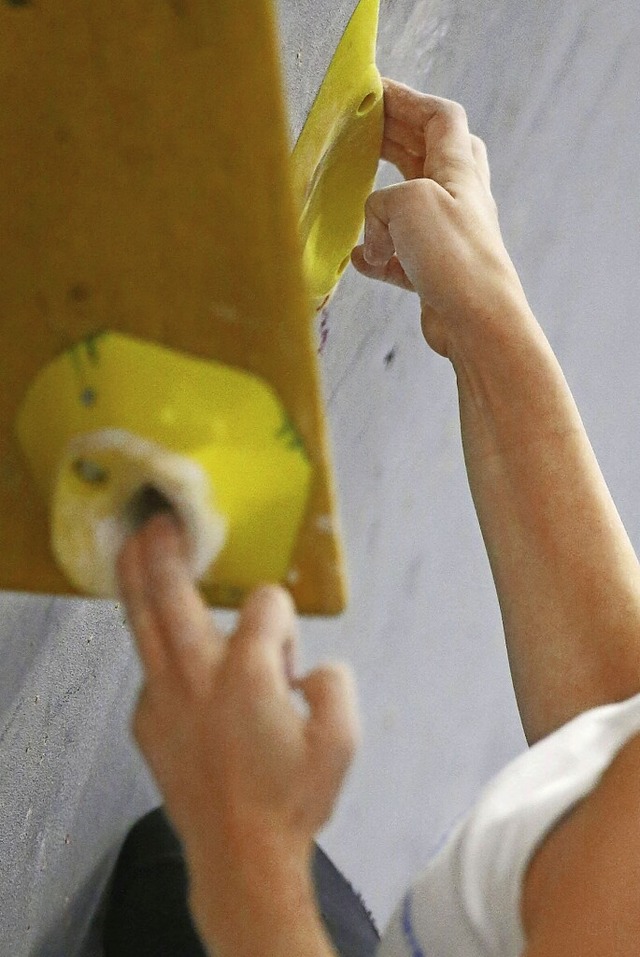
286, 567, 300, 585
314, 514, 333, 533
51, 429, 228, 599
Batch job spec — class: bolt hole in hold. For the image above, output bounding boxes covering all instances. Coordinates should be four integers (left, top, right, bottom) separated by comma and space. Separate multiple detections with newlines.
73, 458, 109, 484
123, 484, 177, 533
357, 90, 377, 115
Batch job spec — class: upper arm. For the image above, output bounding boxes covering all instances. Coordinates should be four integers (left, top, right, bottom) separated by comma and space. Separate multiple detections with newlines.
521, 731, 640, 956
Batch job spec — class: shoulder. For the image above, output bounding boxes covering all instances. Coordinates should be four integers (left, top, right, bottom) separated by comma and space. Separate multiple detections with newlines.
521, 729, 640, 955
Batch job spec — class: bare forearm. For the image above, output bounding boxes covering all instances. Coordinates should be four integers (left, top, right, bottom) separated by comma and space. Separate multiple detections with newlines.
352, 80, 640, 741
450, 298, 640, 744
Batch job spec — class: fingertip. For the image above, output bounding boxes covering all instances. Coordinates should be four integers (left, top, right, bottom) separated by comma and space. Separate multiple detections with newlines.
234, 584, 299, 658
243, 582, 296, 618
299, 660, 358, 710
350, 244, 368, 270
300, 662, 361, 760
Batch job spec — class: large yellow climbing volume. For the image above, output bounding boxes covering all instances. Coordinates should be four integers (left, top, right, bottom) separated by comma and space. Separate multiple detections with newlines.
0, 0, 383, 613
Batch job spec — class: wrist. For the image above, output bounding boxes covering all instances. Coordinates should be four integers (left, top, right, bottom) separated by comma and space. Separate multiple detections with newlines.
447, 292, 583, 462
446, 273, 540, 368
448, 288, 552, 403
188, 839, 332, 957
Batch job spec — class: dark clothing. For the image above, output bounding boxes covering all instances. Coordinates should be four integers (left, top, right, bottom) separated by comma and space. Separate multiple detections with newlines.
103, 807, 379, 957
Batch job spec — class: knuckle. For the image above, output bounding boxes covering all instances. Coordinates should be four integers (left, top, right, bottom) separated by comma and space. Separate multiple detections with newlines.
413, 177, 438, 199
237, 584, 297, 652
454, 101, 467, 121
231, 647, 269, 692
364, 189, 382, 218
271, 583, 296, 616
441, 98, 467, 124
252, 583, 295, 616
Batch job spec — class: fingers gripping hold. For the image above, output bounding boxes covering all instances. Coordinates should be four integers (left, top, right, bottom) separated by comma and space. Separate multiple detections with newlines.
118, 513, 223, 690
422, 100, 475, 185
381, 78, 475, 186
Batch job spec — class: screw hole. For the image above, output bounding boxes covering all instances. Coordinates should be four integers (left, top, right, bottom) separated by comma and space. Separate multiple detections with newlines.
81, 387, 97, 407
357, 91, 377, 116
73, 459, 109, 484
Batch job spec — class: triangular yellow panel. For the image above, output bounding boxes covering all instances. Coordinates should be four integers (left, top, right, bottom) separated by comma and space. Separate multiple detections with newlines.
0, 0, 382, 615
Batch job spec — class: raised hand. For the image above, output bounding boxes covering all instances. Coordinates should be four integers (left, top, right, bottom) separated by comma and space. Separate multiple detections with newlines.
351, 77, 526, 358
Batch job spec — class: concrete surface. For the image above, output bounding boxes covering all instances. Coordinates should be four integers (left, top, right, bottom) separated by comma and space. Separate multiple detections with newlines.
2, 0, 640, 952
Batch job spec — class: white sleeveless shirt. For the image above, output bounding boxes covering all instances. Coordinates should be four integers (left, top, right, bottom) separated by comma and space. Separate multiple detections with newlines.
378, 692, 640, 957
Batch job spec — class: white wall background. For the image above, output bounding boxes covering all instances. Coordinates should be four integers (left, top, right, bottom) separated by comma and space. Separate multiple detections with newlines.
1, 0, 639, 952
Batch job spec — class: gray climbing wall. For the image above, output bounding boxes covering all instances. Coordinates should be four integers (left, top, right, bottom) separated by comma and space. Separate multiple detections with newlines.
2, 0, 640, 953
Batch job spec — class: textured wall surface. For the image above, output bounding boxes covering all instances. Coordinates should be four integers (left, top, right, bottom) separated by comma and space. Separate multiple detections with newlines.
2, 0, 640, 952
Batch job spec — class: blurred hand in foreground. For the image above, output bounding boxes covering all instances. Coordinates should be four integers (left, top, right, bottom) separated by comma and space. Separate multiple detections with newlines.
116, 512, 359, 952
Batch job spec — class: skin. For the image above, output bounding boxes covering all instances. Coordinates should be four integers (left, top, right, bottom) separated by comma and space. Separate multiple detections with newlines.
117, 78, 640, 955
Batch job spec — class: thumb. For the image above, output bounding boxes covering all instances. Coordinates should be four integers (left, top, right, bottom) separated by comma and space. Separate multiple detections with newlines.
363, 192, 396, 266
351, 182, 417, 293
351, 244, 415, 293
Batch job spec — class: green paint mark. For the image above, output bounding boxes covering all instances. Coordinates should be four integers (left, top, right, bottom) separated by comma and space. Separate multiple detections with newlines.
73, 458, 109, 484
66, 330, 106, 404
276, 413, 307, 455
84, 329, 107, 365
81, 388, 97, 407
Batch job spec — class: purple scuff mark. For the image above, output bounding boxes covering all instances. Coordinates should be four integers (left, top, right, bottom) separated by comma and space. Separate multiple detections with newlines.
318, 308, 330, 354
